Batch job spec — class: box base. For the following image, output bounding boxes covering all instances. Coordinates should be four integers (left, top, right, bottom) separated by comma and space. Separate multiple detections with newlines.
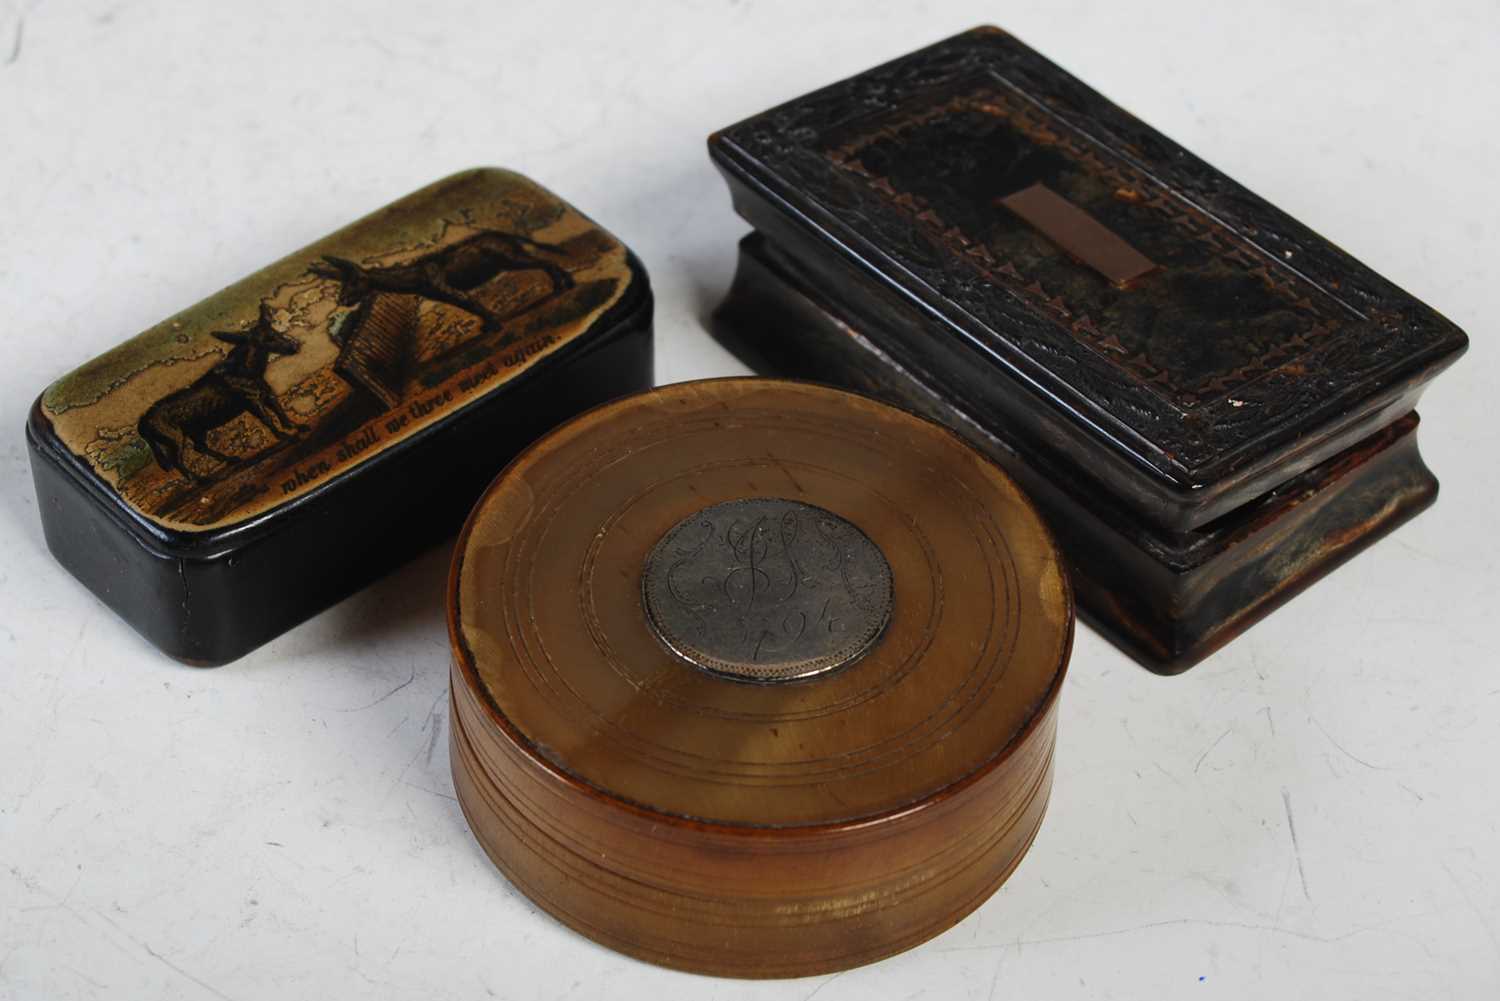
712, 234, 1438, 673
28, 293, 653, 667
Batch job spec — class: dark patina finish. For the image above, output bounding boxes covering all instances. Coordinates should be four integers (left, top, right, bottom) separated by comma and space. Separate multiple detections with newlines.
707, 27, 1467, 671
642, 497, 893, 682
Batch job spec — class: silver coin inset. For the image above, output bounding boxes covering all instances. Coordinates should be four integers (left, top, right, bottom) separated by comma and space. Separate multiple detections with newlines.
642, 498, 894, 683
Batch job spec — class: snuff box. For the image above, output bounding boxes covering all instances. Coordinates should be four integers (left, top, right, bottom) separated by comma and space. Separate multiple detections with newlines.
27, 168, 653, 664
708, 27, 1467, 671
448, 378, 1072, 977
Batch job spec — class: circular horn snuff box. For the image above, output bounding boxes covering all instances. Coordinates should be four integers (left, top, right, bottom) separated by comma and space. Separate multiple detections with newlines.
447, 378, 1073, 977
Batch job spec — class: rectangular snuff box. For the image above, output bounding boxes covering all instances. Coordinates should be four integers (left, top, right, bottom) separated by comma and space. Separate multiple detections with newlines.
27, 168, 653, 665
708, 27, 1467, 672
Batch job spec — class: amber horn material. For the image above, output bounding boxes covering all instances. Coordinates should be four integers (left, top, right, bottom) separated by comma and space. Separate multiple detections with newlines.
447, 378, 1073, 977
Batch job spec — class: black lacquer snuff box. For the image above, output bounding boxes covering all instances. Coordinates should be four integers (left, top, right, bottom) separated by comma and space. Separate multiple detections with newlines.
27, 168, 653, 664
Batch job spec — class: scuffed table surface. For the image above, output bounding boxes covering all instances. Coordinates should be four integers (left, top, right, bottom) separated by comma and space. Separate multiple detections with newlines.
1, 1, 1497, 998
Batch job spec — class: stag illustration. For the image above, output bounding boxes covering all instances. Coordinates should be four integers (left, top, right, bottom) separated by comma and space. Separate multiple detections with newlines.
138, 302, 303, 482
307, 230, 575, 334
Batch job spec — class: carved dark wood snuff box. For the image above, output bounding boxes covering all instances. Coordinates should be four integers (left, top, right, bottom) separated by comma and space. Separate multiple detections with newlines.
27, 168, 653, 664
708, 27, 1468, 671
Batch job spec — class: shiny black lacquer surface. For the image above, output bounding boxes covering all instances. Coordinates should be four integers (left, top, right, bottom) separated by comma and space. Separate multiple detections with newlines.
28, 266, 652, 665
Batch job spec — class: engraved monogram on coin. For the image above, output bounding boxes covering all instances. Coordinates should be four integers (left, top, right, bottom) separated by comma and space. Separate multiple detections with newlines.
642, 498, 893, 682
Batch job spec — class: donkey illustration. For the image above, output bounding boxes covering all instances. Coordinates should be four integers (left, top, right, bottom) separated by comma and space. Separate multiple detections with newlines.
138, 302, 303, 482
307, 230, 575, 334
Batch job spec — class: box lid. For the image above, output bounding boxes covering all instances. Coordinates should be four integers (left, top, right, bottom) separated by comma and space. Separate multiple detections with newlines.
33, 168, 641, 541
709, 27, 1467, 529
